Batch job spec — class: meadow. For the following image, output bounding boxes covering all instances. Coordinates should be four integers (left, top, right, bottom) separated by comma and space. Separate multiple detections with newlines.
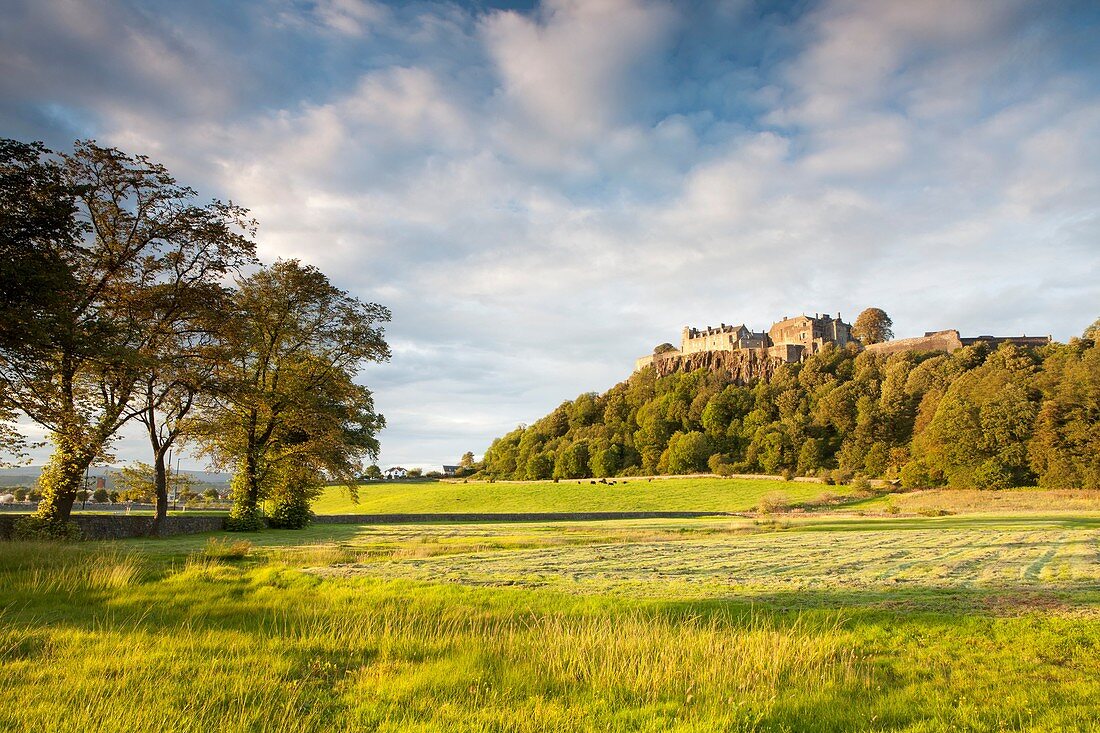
311, 476, 854, 514
1, 489, 1098, 732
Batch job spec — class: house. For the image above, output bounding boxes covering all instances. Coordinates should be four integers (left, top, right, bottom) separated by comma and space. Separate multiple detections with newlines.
383, 466, 408, 480
441, 465, 458, 477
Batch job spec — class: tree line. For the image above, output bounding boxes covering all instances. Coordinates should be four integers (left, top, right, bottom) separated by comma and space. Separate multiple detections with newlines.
480, 327, 1099, 489
0, 139, 390, 537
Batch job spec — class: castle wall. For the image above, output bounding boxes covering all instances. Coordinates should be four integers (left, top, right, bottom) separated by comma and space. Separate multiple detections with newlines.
864, 330, 963, 355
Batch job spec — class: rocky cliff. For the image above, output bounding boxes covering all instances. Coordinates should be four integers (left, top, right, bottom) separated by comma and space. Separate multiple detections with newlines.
650, 348, 787, 383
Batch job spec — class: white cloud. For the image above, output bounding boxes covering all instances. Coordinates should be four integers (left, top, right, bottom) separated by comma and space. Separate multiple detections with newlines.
3, 0, 1098, 470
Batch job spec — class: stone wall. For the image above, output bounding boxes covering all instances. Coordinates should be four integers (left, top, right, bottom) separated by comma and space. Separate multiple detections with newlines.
315, 511, 735, 524
0, 514, 226, 540
864, 329, 963, 356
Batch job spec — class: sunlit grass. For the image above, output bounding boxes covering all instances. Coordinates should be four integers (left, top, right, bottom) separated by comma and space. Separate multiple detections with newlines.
313, 476, 856, 515
0, 510, 1098, 731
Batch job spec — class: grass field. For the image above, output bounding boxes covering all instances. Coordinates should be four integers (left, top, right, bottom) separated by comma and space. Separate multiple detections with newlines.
1, 496, 1099, 732
312, 476, 855, 514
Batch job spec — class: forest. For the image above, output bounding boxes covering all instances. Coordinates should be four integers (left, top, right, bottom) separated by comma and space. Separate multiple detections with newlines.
481, 336, 1100, 489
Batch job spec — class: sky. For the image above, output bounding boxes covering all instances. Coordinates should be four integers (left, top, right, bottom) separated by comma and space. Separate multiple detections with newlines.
2, 0, 1099, 472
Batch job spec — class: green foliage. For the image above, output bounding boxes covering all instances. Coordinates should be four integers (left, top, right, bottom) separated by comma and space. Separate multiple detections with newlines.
480, 339, 1093, 490
192, 260, 390, 523
553, 441, 590, 480
665, 431, 711, 474
267, 466, 322, 529
852, 307, 894, 345
12, 515, 81, 541
92, 488, 108, 503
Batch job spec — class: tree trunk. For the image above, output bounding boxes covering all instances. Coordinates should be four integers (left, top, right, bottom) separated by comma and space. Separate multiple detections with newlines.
34, 434, 93, 524
151, 448, 169, 536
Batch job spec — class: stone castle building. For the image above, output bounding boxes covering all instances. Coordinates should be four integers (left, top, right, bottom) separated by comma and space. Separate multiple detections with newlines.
635, 312, 1050, 373
635, 312, 852, 371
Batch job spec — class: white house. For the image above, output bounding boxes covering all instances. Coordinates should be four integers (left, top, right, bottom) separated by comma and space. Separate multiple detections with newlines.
383, 466, 408, 480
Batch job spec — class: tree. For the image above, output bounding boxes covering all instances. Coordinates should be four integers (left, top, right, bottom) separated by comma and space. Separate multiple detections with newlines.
654, 342, 677, 355
113, 463, 156, 503
852, 308, 894, 345
92, 487, 108, 503
363, 464, 382, 481
0, 140, 256, 535
459, 451, 475, 468
1083, 317, 1100, 341
191, 260, 390, 530
665, 431, 711, 474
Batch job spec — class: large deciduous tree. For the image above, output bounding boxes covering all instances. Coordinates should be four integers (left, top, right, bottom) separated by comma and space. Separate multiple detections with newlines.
0, 139, 256, 534
192, 260, 390, 530
852, 307, 894, 345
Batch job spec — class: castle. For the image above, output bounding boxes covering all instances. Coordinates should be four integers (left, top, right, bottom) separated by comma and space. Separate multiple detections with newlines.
635, 312, 1051, 372
635, 313, 853, 371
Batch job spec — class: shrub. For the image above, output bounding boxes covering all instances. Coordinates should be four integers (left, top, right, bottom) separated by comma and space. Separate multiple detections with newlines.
884, 500, 900, 514
203, 537, 252, 560
758, 492, 790, 514
225, 507, 266, 532
780, 468, 794, 482
27, 489, 42, 502
850, 476, 872, 493
12, 515, 82, 541
12, 488, 27, 502
830, 468, 854, 485
92, 488, 109, 503
972, 458, 1014, 490
267, 491, 315, 530
900, 461, 936, 490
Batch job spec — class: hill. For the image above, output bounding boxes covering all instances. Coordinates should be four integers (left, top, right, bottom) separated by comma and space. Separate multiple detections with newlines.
480, 339, 1099, 490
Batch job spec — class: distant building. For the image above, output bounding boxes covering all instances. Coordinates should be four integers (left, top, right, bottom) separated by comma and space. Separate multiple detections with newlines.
441, 465, 458, 477
635, 312, 1052, 371
383, 466, 408, 480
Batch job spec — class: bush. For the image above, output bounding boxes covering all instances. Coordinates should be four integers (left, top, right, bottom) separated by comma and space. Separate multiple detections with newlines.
225, 508, 266, 532
27, 489, 42, 502
757, 492, 790, 514
900, 461, 935, 490
12, 515, 82, 541
780, 468, 794, 482
830, 468, 854, 486
92, 488, 109, 503
12, 488, 27, 502
850, 476, 872, 493
972, 459, 1014, 490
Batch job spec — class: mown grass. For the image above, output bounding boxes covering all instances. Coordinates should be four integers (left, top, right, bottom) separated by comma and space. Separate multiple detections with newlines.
313, 476, 855, 515
0, 512, 1097, 731
844, 487, 1100, 515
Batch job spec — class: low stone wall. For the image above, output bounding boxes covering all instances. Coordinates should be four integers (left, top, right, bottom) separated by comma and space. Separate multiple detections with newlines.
0, 510, 744, 540
314, 511, 735, 524
0, 514, 226, 541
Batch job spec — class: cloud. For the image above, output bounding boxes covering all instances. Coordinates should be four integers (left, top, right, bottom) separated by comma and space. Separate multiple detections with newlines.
2, 0, 1098, 470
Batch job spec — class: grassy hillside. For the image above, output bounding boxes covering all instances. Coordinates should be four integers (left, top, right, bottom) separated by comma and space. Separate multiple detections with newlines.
311, 476, 853, 514
0, 512, 1097, 731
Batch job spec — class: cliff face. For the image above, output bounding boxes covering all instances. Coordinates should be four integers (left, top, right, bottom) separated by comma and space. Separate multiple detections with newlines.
651, 348, 787, 384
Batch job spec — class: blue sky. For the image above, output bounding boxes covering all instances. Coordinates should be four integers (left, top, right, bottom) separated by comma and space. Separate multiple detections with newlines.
3, 0, 1099, 471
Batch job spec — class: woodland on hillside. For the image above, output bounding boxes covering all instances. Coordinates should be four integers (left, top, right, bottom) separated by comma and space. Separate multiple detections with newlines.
481, 337, 1100, 489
